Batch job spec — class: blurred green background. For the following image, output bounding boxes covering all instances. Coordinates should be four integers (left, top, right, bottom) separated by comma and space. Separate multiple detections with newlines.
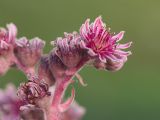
0, 0, 160, 120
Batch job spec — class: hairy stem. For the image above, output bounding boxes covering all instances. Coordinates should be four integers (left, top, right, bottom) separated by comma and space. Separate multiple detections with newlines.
50, 57, 90, 120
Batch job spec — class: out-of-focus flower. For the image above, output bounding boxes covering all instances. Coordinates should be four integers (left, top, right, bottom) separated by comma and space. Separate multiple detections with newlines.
62, 101, 86, 120
0, 84, 24, 120
0, 23, 17, 53
80, 16, 132, 65
53, 32, 87, 68
20, 104, 46, 120
14, 37, 45, 74
0, 23, 17, 75
17, 76, 51, 104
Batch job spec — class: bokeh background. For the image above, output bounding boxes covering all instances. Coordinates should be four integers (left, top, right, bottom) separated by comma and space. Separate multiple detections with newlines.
0, 0, 160, 120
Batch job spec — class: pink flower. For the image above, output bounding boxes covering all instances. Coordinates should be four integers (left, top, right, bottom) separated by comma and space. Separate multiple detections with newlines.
0, 23, 17, 52
0, 23, 17, 75
80, 16, 132, 63
0, 84, 24, 120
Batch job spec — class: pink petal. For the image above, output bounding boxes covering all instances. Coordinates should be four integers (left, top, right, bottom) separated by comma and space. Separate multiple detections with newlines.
84, 19, 90, 33
7, 23, 17, 43
80, 25, 85, 39
30, 37, 45, 49
79, 40, 87, 49
87, 48, 97, 56
64, 32, 69, 38
116, 42, 132, 49
93, 16, 103, 32
106, 54, 120, 62
114, 50, 132, 56
99, 55, 106, 63
80, 19, 91, 41
111, 31, 125, 42
16, 37, 28, 47
0, 40, 9, 49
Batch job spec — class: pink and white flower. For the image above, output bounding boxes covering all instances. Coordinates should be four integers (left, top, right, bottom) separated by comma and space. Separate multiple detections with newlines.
80, 16, 132, 63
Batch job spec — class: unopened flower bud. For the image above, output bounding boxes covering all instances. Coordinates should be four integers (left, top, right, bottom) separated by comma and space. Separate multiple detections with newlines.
53, 32, 87, 68
17, 77, 51, 104
15, 37, 45, 73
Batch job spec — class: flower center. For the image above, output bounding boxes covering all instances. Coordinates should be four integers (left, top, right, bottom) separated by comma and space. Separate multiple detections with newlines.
89, 32, 111, 54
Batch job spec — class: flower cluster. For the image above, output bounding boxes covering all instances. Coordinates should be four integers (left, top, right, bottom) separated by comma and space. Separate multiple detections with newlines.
0, 16, 132, 120
0, 23, 17, 75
